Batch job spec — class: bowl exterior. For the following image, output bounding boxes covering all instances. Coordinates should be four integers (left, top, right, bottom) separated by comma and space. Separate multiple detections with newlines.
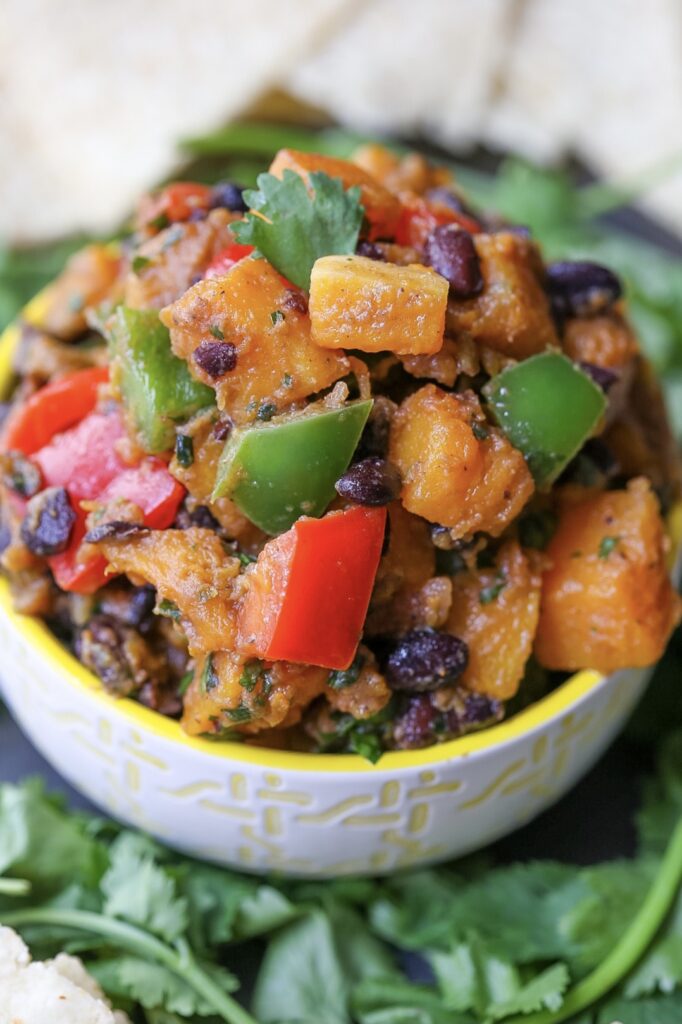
0, 603, 649, 876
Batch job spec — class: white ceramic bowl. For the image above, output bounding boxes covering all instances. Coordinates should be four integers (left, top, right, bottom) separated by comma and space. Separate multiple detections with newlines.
0, 302, 679, 877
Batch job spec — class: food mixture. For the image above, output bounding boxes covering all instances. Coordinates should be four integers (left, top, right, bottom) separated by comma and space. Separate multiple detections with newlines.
0, 143, 680, 759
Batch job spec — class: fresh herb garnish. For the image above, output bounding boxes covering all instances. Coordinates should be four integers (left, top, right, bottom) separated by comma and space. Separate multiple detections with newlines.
256, 402, 277, 422
232, 170, 364, 290
199, 654, 219, 693
210, 323, 225, 339
155, 598, 181, 621
472, 420, 490, 441
226, 705, 253, 724
131, 254, 151, 274
599, 535, 621, 558
270, 309, 285, 325
238, 660, 265, 692
479, 570, 507, 605
328, 652, 365, 690
175, 432, 194, 468
177, 670, 193, 696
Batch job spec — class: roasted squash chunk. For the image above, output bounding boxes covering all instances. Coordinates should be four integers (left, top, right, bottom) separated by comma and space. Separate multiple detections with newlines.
445, 233, 558, 359
389, 385, 534, 539
125, 209, 237, 310
160, 257, 349, 423
534, 478, 681, 673
35, 244, 122, 340
562, 312, 639, 370
269, 148, 401, 239
181, 651, 329, 736
309, 255, 448, 356
446, 541, 542, 700
97, 528, 241, 656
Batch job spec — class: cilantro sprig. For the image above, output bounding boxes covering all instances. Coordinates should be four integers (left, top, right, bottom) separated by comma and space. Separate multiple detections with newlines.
232, 169, 364, 289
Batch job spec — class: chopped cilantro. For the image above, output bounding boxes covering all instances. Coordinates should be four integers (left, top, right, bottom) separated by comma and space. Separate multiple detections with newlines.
236, 549, 257, 568
174, 433, 194, 468
131, 255, 152, 274
256, 402, 277, 422
177, 670, 193, 695
479, 571, 507, 605
282, 372, 294, 388
599, 535, 621, 558
328, 652, 365, 691
226, 705, 253, 723
148, 212, 170, 231
239, 660, 265, 692
199, 653, 219, 693
209, 323, 225, 339
155, 599, 181, 621
270, 309, 285, 325
471, 421, 490, 441
232, 170, 364, 289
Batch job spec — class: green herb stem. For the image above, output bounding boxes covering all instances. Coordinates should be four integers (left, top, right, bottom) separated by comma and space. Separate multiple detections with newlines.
504, 816, 682, 1024
1, 908, 258, 1024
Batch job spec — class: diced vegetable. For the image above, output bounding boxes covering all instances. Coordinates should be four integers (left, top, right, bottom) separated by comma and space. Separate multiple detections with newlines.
562, 312, 639, 370
238, 506, 387, 670
484, 351, 607, 486
160, 256, 349, 423
395, 192, 481, 248
204, 243, 255, 278
33, 410, 184, 593
309, 255, 448, 356
534, 478, 681, 673
269, 148, 401, 240
446, 541, 542, 699
445, 233, 558, 358
107, 306, 214, 453
1, 366, 108, 456
95, 528, 241, 655
143, 181, 213, 225
213, 399, 373, 534
390, 385, 534, 539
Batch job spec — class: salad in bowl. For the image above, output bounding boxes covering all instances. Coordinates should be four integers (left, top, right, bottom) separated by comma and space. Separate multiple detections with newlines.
0, 142, 679, 769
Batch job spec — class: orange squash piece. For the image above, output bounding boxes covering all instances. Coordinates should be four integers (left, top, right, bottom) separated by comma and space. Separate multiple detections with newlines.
446, 541, 543, 700
309, 255, 448, 356
269, 148, 401, 239
160, 257, 349, 423
562, 313, 639, 370
445, 233, 558, 359
98, 528, 241, 656
534, 478, 681, 673
389, 384, 534, 539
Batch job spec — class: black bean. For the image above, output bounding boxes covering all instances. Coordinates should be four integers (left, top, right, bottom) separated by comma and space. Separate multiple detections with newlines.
194, 340, 237, 378
424, 225, 483, 298
75, 615, 136, 696
356, 240, 386, 261
335, 457, 402, 507
579, 361, 619, 392
454, 691, 502, 728
210, 181, 247, 212
282, 289, 308, 315
385, 629, 469, 692
21, 487, 75, 556
1, 451, 42, 498
85, 521, 148, 544
175, 502, 221, 531
546, 261, 622, 318
213, 415, 234, 441
99, 584, 156, 629
392, 694, 438, 748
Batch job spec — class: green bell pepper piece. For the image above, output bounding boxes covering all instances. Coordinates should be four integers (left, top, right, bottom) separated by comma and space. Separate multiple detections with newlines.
213, 399, 373, 534
107, 306, 214, 453
484, 351, 607, 486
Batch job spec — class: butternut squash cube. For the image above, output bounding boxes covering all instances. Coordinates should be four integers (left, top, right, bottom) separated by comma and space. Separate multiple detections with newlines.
534, 478, 681, 673
389, 384, 534, 539
269, 148, 401, 238
446, 541, 542, 700
160, 257, 349, 423
309, 255, 448, 356
446, 233, 558, 359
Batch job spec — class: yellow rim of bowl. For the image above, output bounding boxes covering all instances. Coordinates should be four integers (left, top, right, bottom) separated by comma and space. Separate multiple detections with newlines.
0, 289, 676, 774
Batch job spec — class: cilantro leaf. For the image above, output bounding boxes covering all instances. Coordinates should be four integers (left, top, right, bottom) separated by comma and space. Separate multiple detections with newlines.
232, 170, 364, 289
91, 956, 238, 1015
486, 962, 569, 1020
101, 832, 188, 942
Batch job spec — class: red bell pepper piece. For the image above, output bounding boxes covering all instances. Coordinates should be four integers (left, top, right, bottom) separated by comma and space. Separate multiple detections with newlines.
1, 367, 109, 456
147, 182, 213, 225
395, 194, 481, 248
33, 409, 184, 593
205, 243, 255, 279
238, 506, 387, 670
